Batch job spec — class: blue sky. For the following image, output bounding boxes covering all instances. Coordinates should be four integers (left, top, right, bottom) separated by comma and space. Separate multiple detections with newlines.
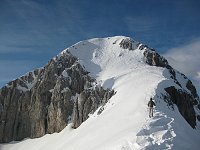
0, 0, 200, 93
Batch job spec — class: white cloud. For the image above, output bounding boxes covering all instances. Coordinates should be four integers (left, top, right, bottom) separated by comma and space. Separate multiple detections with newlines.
196, 72, 200, 80
163, 38, 200, 94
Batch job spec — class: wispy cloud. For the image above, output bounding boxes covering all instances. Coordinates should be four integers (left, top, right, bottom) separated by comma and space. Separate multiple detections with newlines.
0, 0, 98, 55
163, 38, 200, 94
124, 16, 157, 33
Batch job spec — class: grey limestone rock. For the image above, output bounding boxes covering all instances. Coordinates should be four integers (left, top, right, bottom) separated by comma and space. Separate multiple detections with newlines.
72, 87, 114, 129
163, 68, 200, 129
119, 38, 138, 50
119, 38, 168, 68
0, 51, 114, 143
165, 86, 197, 128
143, 50, 168, 67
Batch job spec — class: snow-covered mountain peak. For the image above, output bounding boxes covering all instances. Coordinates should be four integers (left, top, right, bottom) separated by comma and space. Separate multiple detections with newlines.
1, 36, 200, 150
55, 36, 148, 83
59, 36, 139, 57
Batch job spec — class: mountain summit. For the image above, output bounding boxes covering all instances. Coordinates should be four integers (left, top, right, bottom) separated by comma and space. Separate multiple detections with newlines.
0, 36, 200, 149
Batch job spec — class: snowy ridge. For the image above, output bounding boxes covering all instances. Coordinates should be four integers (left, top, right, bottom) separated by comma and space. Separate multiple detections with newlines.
1, 36, 200, 150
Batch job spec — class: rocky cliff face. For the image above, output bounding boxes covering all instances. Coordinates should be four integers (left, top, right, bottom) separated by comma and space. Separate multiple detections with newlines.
0, 51, 114, 143
163, 66, 200, 129
72, 87, 114, 129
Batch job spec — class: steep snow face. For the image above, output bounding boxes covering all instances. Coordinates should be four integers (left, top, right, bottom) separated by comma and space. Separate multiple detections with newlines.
1, 36, 200, 150
61, 36, 144, 86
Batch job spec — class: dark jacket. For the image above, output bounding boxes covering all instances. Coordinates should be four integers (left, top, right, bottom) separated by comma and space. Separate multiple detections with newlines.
148, 100, 156, 107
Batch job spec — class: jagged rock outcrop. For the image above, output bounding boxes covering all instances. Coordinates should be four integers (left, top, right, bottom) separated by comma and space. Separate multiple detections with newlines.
163, 69, 200, 129
119, 37, 168, 67
119, 38, 138, 50
162, 64, 199, 129
165, 86, 197, 128
143, 50, 168, 67
186, 80, 199, 99
72, 87, 114, 128
0, 51, 114, 143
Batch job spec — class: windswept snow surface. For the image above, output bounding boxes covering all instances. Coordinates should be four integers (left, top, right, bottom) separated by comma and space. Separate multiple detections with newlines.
1, 36, 200, 150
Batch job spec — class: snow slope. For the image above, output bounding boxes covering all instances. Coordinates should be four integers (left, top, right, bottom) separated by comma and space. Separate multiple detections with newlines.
1, 36, 200, 150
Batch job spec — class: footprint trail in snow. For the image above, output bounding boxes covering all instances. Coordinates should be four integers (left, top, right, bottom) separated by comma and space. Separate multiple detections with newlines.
120, 109, 177, 150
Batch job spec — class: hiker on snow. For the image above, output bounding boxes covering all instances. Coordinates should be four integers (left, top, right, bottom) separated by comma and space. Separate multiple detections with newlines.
148, 97, 156, 118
